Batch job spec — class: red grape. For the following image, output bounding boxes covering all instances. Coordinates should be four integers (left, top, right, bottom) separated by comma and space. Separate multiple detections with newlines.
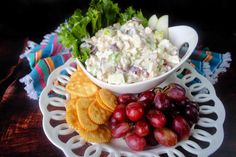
164, 83, 186, 102
112, 122, 130, 138
184, 104, 199, 126
118, 94, 136, 105
125, 133, 146, 151
178, 97, 190, 107
138, 90, 155, 104
110, 83, 199, 150
145, 132, 159, 146
172, 115, 190, 140
153, 87, 163, 93
134, 120, 150, 137
154, 91, 171, 111
147, 110, 166, 128
186, 101, 200, 112
112, 104, 126, 122
170, 108, 181, 119
126, 102, 144, 122
110, 117, 118, 129
154, 128, 177, 147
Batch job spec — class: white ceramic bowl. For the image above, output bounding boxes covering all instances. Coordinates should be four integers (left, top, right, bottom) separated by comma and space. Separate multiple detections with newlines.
77, 25, 198, 94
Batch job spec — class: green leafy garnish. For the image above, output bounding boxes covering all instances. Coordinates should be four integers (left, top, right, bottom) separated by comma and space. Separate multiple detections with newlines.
58, 9, 90, 59
58, 23, 77, 48
118, 6, 147, 26
58, 0, 148, 63
134, 10, 148, 27
79, 47, 91, 63
90, 0, 120, 26
86, 8, 102, 34
71, 17, 90, 39
119, 6, 136, 24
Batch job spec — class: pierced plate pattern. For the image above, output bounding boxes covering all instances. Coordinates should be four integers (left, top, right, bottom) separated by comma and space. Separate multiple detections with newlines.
39, 58, 225, 157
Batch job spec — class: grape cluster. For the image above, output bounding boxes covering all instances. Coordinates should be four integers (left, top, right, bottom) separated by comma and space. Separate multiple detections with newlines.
110, 83, 200, 151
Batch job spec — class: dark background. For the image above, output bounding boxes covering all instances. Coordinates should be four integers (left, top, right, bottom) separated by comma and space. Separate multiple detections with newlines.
0, 0, 236, 157
0, 0, 235, 40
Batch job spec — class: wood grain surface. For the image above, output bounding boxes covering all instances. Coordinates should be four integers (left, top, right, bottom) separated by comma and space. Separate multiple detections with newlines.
0, 1, 236, 156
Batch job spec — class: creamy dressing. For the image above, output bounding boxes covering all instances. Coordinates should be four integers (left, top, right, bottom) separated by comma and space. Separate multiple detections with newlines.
82, 19, 180, 84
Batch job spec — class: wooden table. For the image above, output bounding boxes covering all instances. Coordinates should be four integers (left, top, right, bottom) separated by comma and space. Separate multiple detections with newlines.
1, 1, 236, 156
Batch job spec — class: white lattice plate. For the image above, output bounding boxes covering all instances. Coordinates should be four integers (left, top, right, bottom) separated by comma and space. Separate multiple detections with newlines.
39, 58, 225, 157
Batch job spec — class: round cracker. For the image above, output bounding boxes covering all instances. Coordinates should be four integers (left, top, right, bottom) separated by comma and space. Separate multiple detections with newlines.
65, 99, 80, 130
76, 98, 98, 131
99, 89, 117, 111
70, 71, 84, 81
66, 82, 98, 97
69, 70, 91, 83
88, 101, 112, 124
96, 92, 113, 112
70, 94, 79, 100
77, 123, 112, 143
66, 100, 111, 143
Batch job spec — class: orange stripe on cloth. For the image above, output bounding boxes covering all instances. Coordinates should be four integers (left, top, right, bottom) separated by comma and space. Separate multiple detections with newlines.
203, 51, 212, 62
34, 50, 42, 66
44, 58, 55, 73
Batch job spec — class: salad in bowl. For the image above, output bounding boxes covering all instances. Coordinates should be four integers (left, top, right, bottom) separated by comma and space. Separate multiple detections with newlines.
83, 18, 180, 84
58, 0, 198, 94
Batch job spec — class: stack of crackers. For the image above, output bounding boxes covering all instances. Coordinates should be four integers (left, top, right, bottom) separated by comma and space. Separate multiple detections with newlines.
65, 66, 117, 143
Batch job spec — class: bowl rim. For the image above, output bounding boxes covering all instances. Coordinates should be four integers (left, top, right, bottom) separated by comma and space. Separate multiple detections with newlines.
77, 25, 198, 88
